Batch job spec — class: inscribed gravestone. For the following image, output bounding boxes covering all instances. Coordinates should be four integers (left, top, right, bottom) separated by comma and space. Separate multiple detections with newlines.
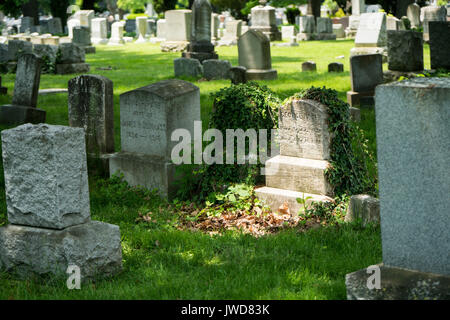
91, 18, 108, 44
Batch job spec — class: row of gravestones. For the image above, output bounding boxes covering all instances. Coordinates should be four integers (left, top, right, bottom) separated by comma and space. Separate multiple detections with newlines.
0, 67, 448, 297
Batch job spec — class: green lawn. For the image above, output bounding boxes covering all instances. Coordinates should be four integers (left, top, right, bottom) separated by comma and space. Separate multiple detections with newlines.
0, 39, 409, 299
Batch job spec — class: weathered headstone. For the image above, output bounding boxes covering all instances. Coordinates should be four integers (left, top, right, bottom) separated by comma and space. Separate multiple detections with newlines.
73, 26, 96, 54
249, 0, 282, 41
421, 6, 446, 41
407, 3, 421, 28
109, 80, 201, 198
203, 59, 231, 80
429, 21, 450, 70
345, 194, 380, 225
7, 39, 33, 61
182, 0, 218, 63
302, 61, 317, 72
75, 10, 95, 30
316, 17, 336, 40
297, 15, 316, 41
238, 29, 277, 80
346, 77, 450, 300
47, 18, 63, 34
0, 123, 123, 280
229, 66, 247, 84
347, 54, 383, 107
109, 21, 125, 45
218, 20, 242, 46
387, 30, 423, 72
161, 10, 191, 52
351, 12, 387, 59
91, 18, 108, 44
255, 98, 334, 213
67, 18, 81, 38
0, 54, 46, 125
55, 43, 90, 75
328, 62, 344, 72
154, 19, 166, 41
333, 24, 345, 38
20, 17, 34, 33
146, 19, 156, 37
281, 26, 296, 41
135, 17, 148, 43
173, 57, 203, 78
68, 75, 115, 155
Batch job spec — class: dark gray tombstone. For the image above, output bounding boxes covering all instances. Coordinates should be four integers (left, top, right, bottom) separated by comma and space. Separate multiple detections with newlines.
387, 30, 423, 72
429, 21, 450, 70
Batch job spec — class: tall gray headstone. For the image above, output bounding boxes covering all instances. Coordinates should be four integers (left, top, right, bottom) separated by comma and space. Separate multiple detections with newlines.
407, 3, 421, 28
68, 75, 115, 155
387, 30, 423, 72
429, 21, 450, 70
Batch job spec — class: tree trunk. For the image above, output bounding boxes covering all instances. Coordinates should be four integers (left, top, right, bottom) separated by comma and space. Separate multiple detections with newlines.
396, 0, 414, 18
82, 0, 96, 10
307, 0, 321, 18
21, 0, 39, 25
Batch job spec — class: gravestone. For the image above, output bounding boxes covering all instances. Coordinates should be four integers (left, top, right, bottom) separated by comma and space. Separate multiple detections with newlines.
249, 0, 282, 41
55, 43, 90, 74
386, 16, 405, 30
316, 17, 336, 40
47, 18, 63, 34
238, 30, 277, 80
0, 54, 46, 125
350, 12, 387, 60
345, 194, 380, 225
20, 17, 34, 33
109, 21, 125, 45
407, 3, 421, 28
7, 40, 32, 61
68, 75, 115, 156
346, 0, 365, 38
154, 19, 166, 41
281, 26, 296, 41
73, 26, 96, 54
182, 0, 218, 63
203, 59, 231, 80
109, 80, 201, 198
429, 21, 450, 70
218, 20, 242, 46
346, 77, 450, 300
255, 98, 334, 213
146, 19, 156, 37
229, 66, 247, 84
333, 24, 345, 38
67, 18, 81, 38
302, 61, 317, 72
387, 30, 423, 72
297, 15, 316, 41
347, 54, 383, 107
161, 10, 191, 52
75, 10, 95, 30
421, 6, 446, 41
124, 19, 136, 33
91, 18, 108, 44
32, 44, 58, 65
328, 62, 344, 72
173, 57, 203, 78
135, 17, 148, 43
0, 123, 123, 281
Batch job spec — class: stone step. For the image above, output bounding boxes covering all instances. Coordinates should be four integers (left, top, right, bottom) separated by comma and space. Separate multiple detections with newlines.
265, 155, 333, 196
255, 186, 333, 215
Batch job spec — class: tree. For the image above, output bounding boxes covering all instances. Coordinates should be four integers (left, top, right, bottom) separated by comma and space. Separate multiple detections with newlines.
211, 0, 248, 20
117, 0, 148, 12
0, 0, 27, 18
152, 0, 177, 13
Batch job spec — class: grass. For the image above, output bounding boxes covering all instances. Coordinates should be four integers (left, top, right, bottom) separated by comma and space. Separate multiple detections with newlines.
0, 39, 415, 299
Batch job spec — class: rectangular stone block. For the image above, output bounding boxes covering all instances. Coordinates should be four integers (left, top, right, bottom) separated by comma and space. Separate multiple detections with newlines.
429, 21, 450, 70
265, 155, 333, 196
12, 53, 41, 108
350, 54, 383, 92
1, 124, 91, 229
387, 30, 423, 72
68, 75, 115, 155
119, 79, 200, 160
165, 10, 191, 42
355, 12, 387, 47
279, 99, 330, 160
375, 78, 450, 276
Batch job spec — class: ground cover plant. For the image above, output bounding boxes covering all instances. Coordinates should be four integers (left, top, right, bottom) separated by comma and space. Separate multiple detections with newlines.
0, 39, 432, 299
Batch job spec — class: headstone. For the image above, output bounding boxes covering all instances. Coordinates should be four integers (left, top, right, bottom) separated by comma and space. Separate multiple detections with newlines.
173, 57, 203, 78
155, 19, 166, 41
182, 0, 218, 63
218, 20, 242, 46
73, 26, 96, 54
316, 17, 336, 40
346, 0, 365, 38
281, 26, 296, 41
351, 12, 387, 59
75, 10, 95, 30
386, 16, 404, 30
347, 54, 383, 106
297, 15, 316, 41
146, 19, 156, 37
161, 10, 191, 52
346, 77, 450, 299
238, 30, 277, 80
387, 30, 423, 72
55, 43, 90, 75
91, 18, 108, 44
407, 3, 421, 28
32, 43, 58, 65
0, 123, 123, 280
109, 21, 125, 45
68, 75, 115, 155
302, 61, 317, 72
229, 66, 247, 84
124, 19, 136, 33
67, 18, 81, 38
135, 16, 148, 43
203, 59, 231, 80
109, 80, 201, 198
20, 17, 34, 33
47, 18, 63, 35
255, 98, 334, 213
333, 24, 345, 38
344, 194, 380, 225
429, 21, 450, 70
0, 54, 46, 125
421, 6, 446, 41
328, 62, 344, 72
249, 0, 282, 41
6, 39, 33, 61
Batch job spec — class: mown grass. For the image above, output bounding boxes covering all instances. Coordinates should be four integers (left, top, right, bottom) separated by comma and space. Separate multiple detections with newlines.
0, 39, 421, 299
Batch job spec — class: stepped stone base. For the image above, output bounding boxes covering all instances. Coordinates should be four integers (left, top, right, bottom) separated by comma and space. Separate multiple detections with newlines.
246, 69, 277, 80
0, 221, 123, 281
346, 264, 450, 300
255, 186, 333, 215
0, 104, 46, 125
265, 155, 333, 196
108, 152, 177, 198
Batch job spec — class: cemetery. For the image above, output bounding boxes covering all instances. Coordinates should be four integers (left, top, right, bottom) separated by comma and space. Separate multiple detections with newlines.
0, 0, 448, 302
